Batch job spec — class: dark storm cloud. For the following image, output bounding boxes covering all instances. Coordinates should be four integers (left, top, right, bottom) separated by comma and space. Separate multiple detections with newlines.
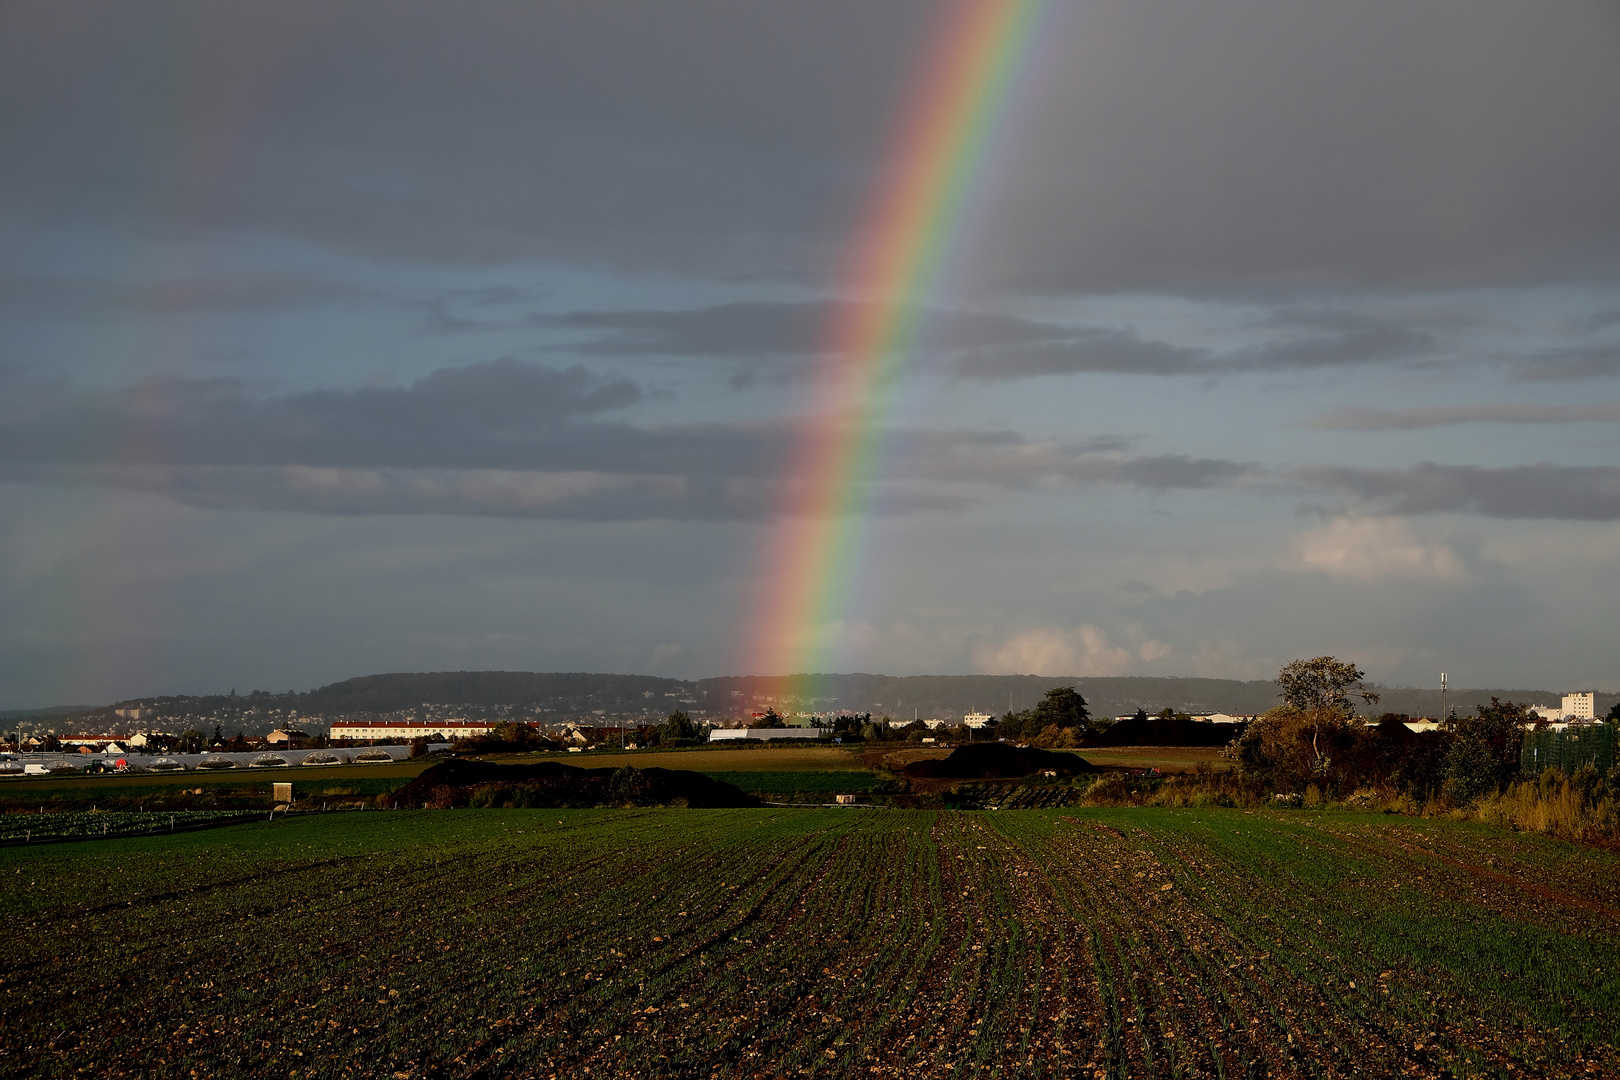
950, 316, 1433, 381
2, 1, 1615, 289
1295, 463, 1620, 520
0, 361, 649, 471
0, 270, 375, 315
0, 360, 1266, 518
538, 301, 1074, 369
540, 299, 1437, 381
7, 361, 1620, 522
951, 330, 1207, 379
1514, 346, 1620, 382
539, 302, 834, 357
1308, 402, 1620, 430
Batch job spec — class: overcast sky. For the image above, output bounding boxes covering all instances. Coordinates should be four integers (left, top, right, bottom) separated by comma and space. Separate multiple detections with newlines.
3, 0, 1619, 707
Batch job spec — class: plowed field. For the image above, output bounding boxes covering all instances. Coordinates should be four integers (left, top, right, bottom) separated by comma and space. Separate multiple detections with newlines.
2, 808, 1616, 1078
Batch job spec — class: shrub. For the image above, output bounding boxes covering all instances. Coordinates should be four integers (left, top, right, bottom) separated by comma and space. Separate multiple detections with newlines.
1470, 765, 1619, 841
1444, 699, 1529, 804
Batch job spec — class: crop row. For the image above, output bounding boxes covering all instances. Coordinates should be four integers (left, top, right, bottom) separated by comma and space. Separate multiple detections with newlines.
0, 809, 263, 844
1, 807, 1616, 1078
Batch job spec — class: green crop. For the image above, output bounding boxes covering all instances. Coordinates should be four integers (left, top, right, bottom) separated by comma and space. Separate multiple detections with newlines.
1, 807, 1615, 1078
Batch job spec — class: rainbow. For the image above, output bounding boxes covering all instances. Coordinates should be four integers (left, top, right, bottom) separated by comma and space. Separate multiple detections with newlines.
742, 0, 1051, 706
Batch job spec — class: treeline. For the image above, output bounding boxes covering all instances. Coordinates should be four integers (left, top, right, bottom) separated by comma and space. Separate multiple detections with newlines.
1092, 657, 1620, 843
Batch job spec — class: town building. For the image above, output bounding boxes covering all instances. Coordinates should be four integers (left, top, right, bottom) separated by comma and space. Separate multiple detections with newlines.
327, 719, 495, 741
963, 712, 995, 728
1562, 692, 1596, 721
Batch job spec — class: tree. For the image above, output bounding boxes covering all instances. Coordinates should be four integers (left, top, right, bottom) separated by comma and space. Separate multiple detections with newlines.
1276, 657, 1380, 715
1607, 701, 1620, 722
995, 709, 1025, 739
1032, 687, 1090, 731
659, 710, 701, 744
748, 708, 784, 730
1229, 656, 1381, 791
1444, 698, 1529, 803
176, 728, 207, 754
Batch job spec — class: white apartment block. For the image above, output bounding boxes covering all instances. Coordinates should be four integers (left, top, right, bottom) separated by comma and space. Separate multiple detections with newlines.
1561, 692, 1595, 720
328, 719, 495, 740
963, 712, 995, 728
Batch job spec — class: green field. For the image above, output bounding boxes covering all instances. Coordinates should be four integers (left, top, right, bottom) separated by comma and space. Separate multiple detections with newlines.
0, 762, 428, 809
2, 808, 1616, 1078
706, 770, 900, 798
0, 747, 880, 811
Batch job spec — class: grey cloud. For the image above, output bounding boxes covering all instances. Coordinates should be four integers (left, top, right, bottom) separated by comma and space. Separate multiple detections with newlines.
0, 271, 376, 315
1241, 317, 1436, 370
0, 360, 1264, 519
1308, 402, 1620, 430
547, 300, 1439, 383
9, 362, 1619, 522
538, 301, 1072, 359
892, 433, 1260, 492
1098, 456, 1257, 490
0, 361, 648, 471
3, 1, 1616, 290
951, 318, 1432, 381
952, 330, 1208, 379
1296, 462, 1620, 520
1514, 347, 1620, 382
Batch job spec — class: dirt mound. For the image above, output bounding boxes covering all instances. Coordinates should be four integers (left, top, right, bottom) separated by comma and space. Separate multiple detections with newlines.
904, 742, 1093, 780
394, 759, 759, 809
1082, 716, 1243, 748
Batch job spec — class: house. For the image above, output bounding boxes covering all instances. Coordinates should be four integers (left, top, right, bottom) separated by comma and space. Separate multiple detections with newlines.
265, 729, 313, 747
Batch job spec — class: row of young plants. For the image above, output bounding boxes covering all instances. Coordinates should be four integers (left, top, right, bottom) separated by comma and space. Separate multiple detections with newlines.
0, 808, 263, 843
3, 807, 1616, 1078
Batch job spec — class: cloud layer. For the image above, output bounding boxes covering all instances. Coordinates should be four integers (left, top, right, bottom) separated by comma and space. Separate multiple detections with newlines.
1308, 402, 1620, 430
4, 1, 1617, 289
7, 363, 1620, 523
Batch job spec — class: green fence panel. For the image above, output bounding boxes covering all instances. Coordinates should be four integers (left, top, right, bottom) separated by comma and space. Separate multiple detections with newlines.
1521, 725, 1616, 776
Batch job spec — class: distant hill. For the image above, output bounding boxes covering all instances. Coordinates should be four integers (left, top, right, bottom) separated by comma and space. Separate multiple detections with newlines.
0, 705, 98, 722
26, 670, 1601, 736
300, 671, 690, 713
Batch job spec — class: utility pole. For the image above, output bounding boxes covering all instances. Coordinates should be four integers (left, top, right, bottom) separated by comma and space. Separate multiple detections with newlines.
1440, 672, 1448, 732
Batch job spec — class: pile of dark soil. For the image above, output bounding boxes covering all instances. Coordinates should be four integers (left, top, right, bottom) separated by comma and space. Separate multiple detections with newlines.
1082, 716, 1243, 748
394, 759, 759, 809
904, 742, 1093, 779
